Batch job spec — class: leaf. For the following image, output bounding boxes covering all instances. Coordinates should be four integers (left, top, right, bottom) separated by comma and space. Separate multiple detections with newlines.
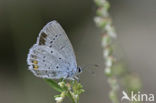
44, 79, 63, 92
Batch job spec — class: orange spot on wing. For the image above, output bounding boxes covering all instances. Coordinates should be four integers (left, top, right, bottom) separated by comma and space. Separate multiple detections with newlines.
33, 60, 38, 64
33, 65, 38, 70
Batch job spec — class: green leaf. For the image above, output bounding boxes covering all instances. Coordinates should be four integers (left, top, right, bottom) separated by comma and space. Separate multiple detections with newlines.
44, 79, 63, 92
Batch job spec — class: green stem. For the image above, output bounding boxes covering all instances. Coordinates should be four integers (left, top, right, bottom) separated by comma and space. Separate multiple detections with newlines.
44, 79, 63, 92
45, 79, 83, 103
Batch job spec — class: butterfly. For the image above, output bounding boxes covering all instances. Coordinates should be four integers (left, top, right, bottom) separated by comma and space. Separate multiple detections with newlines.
27, 20, 82, 80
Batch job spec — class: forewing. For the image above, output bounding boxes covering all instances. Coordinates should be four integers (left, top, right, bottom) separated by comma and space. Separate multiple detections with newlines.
36, 20, 77, 70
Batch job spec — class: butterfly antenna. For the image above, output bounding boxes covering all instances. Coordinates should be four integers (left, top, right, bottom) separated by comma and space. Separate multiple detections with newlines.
82, 64, 99, 70
81, 64, 100, 76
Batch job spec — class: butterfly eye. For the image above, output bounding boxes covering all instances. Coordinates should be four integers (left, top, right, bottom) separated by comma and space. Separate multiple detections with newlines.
78, 67, 82, 73
78, 68, 81, 72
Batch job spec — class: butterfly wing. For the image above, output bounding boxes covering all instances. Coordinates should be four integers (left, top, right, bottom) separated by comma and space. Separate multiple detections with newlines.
37, 20, 77, 69
27, 20, 77, 79
27, 44, 71, 79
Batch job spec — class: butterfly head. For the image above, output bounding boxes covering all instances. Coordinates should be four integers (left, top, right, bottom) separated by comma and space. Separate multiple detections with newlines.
76, 66, 82, 74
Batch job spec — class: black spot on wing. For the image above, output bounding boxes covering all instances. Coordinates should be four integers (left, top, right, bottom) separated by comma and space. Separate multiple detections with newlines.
50, 41, 53, 43
48, 34, 60, 48
49, 45, 52, 48
31, 54, 37, 59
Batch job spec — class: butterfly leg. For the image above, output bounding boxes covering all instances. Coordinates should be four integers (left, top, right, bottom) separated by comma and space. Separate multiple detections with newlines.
74, 76, 80, 82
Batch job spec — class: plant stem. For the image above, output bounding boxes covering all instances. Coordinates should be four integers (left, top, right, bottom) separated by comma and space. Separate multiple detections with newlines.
94, 0, 119, 102
94, 0, 142, 103
45, 79, 84, 103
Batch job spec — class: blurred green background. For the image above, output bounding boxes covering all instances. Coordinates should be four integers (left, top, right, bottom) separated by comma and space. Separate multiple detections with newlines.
0, 0, 156, 103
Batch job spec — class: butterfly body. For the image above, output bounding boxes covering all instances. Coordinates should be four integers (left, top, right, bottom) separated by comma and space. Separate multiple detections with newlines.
27, 20, 81, 80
